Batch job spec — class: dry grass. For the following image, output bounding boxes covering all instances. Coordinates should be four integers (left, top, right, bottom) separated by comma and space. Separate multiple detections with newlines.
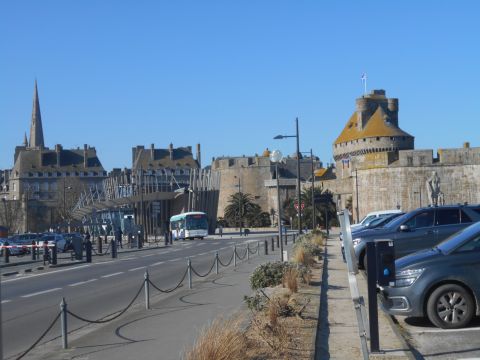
311, 234, 325, 247
293, 247, 313, 267
183, 317, 248, 360
282, 267, 298, 293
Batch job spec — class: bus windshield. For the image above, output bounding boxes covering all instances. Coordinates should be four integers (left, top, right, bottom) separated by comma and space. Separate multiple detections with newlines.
186, 214, 208, 230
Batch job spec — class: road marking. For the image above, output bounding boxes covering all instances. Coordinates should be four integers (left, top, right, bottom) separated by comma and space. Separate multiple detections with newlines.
1, 300, 11, 304
168, 258, 181, 262
197, 252, 208, 256
101, 272, 123, 278
120, 257, 136, 261
151, 261, 165, 266
141, 254, 156, 257
69, 279, 98, 287
21, 288, 62, 298
412, 326, 480, 334
95, 260, 115, 265
2, 264, 91, 283
129, 266, 146, 272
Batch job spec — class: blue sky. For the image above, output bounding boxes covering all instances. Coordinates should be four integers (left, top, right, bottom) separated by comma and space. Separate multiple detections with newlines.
1, 1, 479, 170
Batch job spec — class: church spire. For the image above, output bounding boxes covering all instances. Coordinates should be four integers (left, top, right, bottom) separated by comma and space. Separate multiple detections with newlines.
29, 80, 45, 148
23, 132, 28, 147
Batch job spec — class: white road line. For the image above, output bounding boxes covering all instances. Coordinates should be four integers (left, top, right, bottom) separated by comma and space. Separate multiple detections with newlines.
69, 279, 98, 287
128, 266, 146, 272
2, 264, 91, 283
141, 254, 156, 257
412, 326, 480, 334
197, 252, 208, 256
120, 257, 136, 261
1, 300, 11, 304
95, 260, 115, 265
101, 272, 123, 278
151, 261, 165, 266
21, 288, 62, 298
168, 258, 181, 262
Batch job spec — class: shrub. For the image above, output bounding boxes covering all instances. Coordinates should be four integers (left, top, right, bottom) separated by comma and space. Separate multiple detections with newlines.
244, 292, 266, 311
250, 262, 291, 290
183, 317, 247, 360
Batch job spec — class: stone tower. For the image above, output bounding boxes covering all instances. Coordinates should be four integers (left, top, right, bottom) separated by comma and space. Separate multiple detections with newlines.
29, 80, 45, 149
333, 89, 414, 164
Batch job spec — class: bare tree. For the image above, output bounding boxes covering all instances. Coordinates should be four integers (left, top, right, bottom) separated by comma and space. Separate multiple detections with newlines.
0, 199, 23, 234
55, 177, 85, 231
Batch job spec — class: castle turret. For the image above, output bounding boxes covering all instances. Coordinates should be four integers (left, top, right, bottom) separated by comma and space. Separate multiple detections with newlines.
333, 90, 414, 163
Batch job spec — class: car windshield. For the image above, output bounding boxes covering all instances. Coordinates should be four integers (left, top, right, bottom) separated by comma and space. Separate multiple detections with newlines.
436, 222, 480, 254
380, 212, 410, 229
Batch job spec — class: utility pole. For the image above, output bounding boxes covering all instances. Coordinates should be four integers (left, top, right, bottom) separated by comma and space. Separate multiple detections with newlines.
295, 118, 302, 234
237, 177, 242, 236
355, 168, 360, 223
311, 149, 315, 230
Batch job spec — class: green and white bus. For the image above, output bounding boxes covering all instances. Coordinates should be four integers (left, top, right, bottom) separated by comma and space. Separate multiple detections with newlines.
170, 212, 208, 240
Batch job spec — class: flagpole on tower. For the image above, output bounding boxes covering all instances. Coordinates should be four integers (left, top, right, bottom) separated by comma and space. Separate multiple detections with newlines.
361, 73, 367, 95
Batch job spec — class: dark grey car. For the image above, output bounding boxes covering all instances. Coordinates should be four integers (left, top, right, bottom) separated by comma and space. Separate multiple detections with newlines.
381, 221, 480, 329
352, 205, 480, 268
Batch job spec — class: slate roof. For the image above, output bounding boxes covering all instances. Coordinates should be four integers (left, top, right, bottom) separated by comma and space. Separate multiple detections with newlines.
132, 146, 200, 170
334, 106, 413, 145
12, 147, 105, 176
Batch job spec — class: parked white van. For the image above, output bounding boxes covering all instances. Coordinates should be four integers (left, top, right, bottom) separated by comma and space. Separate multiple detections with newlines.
350, 209, 403, 231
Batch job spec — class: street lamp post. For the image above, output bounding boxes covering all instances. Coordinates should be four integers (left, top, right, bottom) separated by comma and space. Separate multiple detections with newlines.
274, 117, 302, 235
63, 178, 73, 232
300, 149, 316, 230
234, 176, 242, 236
355, 168, 360, 223
270, 150, 284, 261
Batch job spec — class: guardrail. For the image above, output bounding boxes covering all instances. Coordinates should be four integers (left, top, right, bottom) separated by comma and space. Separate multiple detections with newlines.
11, 235, 295, 360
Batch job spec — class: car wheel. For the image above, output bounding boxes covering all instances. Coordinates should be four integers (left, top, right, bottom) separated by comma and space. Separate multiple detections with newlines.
426, 284, 474, 329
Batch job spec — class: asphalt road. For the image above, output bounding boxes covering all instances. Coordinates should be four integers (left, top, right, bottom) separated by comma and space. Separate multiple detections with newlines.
1, 235, 276, 359
395, 314, 480, 359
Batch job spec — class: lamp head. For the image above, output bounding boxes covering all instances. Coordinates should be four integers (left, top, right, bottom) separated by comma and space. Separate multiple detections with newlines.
273, 135, 284, 140
270, 150, 283, 163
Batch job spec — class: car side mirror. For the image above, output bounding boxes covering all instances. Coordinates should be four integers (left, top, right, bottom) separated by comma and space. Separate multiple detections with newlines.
399, 224, 410, 232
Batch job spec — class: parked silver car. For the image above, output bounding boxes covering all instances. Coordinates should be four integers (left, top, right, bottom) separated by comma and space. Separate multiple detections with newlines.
36, 233, 68, 252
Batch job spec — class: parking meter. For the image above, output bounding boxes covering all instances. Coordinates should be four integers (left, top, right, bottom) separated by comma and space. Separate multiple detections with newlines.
375, 240, 396, 287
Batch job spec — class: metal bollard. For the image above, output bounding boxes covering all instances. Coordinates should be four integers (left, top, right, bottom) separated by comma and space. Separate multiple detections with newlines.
285, 235, 288, 245
264, 240, 268, 255
60, 298, 68, 349
188, 258, 192, 289
51, 245, 57, 265
234, 245, 237, 267
276, 235, 280, 248
257, 241, 260, 256
97, 236, 102, 254
31, 240, 37, 260
215, 252, 219, 274
293, 234, 296, 243
3, 242, 9, 263
111, 239, 117, 259
271, 237, 274, 251
144, 270, 150, 310
247, 244, 250, 260
85, 240, 92, 263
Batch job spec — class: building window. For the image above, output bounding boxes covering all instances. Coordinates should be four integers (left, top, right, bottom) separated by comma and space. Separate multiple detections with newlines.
376, 137, 380, 141
407, 156, 413, 166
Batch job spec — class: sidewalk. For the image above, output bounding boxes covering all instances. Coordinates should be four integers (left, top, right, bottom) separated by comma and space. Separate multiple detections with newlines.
319, 231, 412, 359
26, 241, 295, 360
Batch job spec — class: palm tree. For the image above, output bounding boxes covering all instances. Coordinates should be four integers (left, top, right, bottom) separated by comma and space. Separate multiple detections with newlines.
224, 192, 258, 228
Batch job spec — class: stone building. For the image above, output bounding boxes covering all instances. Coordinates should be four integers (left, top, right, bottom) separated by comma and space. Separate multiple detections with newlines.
1, 81, 107, 232
212, 149, 321, 222
316, 89, 480, 222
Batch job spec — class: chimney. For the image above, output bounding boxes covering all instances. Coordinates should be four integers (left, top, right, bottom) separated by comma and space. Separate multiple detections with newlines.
55, 144, 62, 167
150, 143, 155, 160
169, 143, 174, 160
196, 143, 201, 168
83, 144, 88, 168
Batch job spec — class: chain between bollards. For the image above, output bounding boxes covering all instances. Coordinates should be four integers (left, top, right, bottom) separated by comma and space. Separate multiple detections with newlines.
215, 252, 219, 274
188, 258, 192, 289
144, 269, 150, 310
60, 297, 68, 349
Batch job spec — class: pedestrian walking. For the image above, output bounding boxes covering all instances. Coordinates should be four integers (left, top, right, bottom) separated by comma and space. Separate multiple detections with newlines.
115, 228, 123, 249
219, 225, 223, 238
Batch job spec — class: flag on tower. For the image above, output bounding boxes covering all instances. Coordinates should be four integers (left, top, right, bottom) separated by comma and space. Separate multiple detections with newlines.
361, 72, 367, 94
